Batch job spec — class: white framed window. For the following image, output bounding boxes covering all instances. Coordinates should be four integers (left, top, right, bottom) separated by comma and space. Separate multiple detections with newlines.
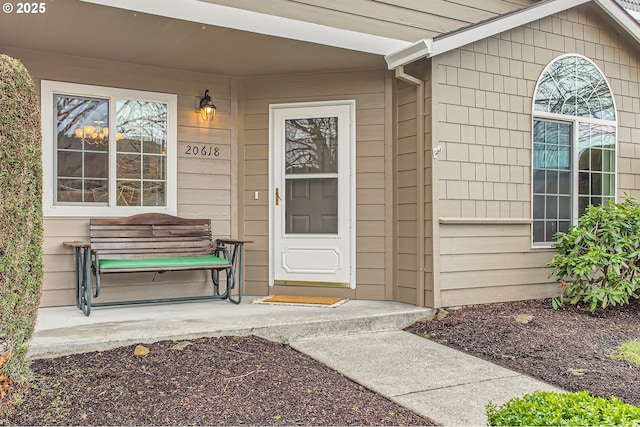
532, 55, 617, 246
41, 81, 177, 217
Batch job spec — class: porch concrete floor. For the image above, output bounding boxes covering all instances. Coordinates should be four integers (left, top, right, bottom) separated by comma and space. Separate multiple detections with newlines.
29, 297, 561, 426
29, 297, 435, 359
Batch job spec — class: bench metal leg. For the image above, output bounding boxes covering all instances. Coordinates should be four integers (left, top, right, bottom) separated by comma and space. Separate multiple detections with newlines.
72, 246, 92, 316
215, 241, 245, 304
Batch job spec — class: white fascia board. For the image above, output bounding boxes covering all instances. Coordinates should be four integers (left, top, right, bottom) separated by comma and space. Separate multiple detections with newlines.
384, 0, 590, 69
593, 0, 640, 43
79, 0, 411, 55
385, 39, 432, 70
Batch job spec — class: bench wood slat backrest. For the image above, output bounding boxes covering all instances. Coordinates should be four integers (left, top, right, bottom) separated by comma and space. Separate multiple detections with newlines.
89, 213, 216, 260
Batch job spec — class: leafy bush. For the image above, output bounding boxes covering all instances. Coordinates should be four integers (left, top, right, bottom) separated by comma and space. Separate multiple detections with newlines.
486, 391, 640, 426
0, 54, 44, 405
548, 197, 640, 313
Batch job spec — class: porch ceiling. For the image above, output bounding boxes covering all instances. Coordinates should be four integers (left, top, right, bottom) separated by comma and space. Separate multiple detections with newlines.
0, 0, 386, 77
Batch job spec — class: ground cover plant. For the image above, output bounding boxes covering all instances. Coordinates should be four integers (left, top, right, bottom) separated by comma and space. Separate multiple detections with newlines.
0, 54, 44, 409
486, 391, 640, 427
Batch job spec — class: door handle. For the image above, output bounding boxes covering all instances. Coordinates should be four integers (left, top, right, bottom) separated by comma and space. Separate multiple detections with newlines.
275, 187, 281, 206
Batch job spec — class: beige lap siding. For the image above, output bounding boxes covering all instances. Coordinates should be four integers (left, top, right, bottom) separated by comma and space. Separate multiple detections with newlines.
240, 70, 394, 301
6, 47, 234, 307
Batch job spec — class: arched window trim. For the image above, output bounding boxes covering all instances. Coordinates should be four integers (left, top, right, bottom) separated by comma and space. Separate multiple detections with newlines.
531, 54, 618, 248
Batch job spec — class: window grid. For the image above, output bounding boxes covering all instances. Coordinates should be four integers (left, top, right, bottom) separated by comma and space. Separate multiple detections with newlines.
532, 55, 616, 246
41, 80, 177, 217
532, 121, 572, 244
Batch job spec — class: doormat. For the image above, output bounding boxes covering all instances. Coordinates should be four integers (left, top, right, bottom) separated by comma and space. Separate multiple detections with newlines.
252, 295, 349, 308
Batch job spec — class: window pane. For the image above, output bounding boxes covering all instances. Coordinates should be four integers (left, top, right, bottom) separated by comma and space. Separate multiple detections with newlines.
58, 179, 83, 202
578, 147, 590, 171
533, 170, 545, 193
533, 195, 545, 219
143, 182, 165, 206
85, 180, 108, 203
85, 152, 108, 179
533, 221, 545, 242
546, 221, 557, 241
546, 170, 558, 194
118, 138, 141, 153
144, 156, 166, 180
533, 143, 546, 169
558, 146, 570, 169
55, 95, 109, 205
558, 196, 571, 219
578, 196, 590, 216
533, 55, 616, 120
546, 195, 557, 220
285, 117, 338, 174
57, 151, 83, 177
603, 149, 615, 172
591, 172, 602, 195
118, 154, 141, 179
602, 173, 615, 197
557, 123, 571, 146
578, 123, 616, 204
117, 181, 141, 206
579, 171, 589, 195
532, 119, 572, 244
558, 171, 571, 194
285, 178, 338, 234
590, 148, 603, 171
116, 100, 167, 207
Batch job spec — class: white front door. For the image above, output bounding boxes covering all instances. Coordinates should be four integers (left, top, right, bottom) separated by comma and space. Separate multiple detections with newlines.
269, 101, 355, 288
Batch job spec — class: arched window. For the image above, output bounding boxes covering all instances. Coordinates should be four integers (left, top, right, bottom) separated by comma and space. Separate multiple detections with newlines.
532, 55, 616, 245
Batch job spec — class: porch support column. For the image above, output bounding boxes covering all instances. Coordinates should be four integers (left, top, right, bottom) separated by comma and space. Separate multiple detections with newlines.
394, 66, 425, 307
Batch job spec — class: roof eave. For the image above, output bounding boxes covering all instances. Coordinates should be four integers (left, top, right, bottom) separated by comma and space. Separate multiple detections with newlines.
384, 0, 616, 69
80, 0, 412, 55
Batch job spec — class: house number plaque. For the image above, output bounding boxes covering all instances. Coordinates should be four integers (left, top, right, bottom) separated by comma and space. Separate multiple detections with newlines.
182, 144, 228, 159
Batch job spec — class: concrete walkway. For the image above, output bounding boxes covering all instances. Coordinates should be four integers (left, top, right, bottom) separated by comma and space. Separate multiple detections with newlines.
30, 298, 561, 426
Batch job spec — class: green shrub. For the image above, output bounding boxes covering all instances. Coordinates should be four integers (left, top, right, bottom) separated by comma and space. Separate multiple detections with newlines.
486, 391, 640, 426
548, 197, 640, 313
0, 54, 44, 405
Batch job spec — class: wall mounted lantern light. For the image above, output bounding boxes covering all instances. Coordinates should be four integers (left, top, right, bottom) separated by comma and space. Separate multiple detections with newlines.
198, 89, 216, 121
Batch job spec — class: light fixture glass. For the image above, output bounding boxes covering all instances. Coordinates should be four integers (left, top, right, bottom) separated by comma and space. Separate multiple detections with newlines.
198, 89, 216, 121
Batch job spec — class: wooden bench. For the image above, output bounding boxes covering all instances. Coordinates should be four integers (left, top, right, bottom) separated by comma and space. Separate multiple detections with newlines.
63, 213, 251, 316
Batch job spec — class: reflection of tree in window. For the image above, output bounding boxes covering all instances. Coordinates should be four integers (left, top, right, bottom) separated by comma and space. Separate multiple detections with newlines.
534, 56, 615, 120
54, 96, 109, 204
116, 100, 167, 206
285, 118, 338, 174
532, 55, 616, 245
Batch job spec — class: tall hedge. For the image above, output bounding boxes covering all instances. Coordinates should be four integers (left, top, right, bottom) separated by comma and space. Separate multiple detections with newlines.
0, 54, 43, 405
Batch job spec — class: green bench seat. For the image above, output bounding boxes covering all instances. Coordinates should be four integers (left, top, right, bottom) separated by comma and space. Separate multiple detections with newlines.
97, 255, 231, 271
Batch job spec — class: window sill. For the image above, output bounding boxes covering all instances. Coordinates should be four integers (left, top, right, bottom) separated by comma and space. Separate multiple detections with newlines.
44, 205, 177, 218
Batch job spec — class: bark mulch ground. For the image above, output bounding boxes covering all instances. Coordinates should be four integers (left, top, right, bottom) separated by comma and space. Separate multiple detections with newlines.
1, 335, 432, 426
3, 297, 640, 425
406, 297, 640, 407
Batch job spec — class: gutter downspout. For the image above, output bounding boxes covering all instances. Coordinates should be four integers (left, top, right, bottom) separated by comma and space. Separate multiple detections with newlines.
394, 66, 425, 307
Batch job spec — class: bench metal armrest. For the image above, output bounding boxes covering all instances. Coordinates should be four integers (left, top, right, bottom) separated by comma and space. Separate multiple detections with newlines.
63, 240, 91, 248
216, 238, 254, 245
